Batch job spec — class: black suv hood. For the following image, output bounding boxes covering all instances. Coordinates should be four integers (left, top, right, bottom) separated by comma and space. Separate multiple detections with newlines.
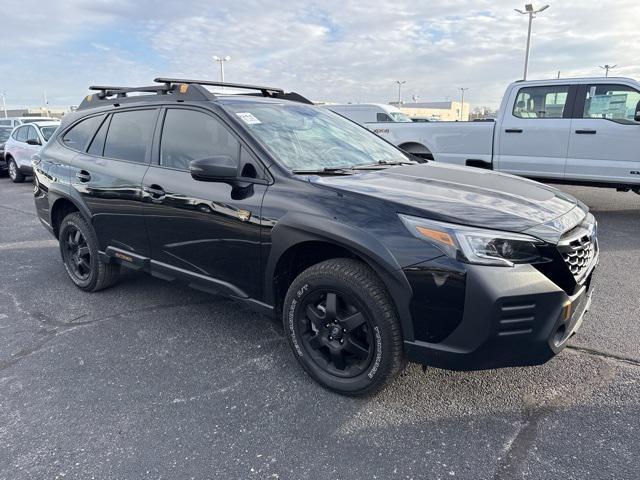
311, 163, 582, 234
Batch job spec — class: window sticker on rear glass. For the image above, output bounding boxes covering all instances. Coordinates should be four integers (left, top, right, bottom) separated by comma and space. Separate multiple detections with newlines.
236, 112, 261, 125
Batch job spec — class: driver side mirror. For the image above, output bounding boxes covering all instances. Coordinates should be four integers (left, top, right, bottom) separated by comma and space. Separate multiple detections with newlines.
26, 138, 41, 146
189, 155, 239, 182
634, 100, 640, 122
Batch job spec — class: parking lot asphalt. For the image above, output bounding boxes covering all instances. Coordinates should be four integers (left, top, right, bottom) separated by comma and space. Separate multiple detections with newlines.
1, 177, 639, 480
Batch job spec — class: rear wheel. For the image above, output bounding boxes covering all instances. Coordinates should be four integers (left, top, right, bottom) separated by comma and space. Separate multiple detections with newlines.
8, 158, 24, 183
283, 258, 405, 395
58, 212, 119, 292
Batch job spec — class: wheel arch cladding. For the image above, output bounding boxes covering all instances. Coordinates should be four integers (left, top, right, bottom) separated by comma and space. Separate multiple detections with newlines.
265, 212, 416, 342
50, 193, 90, 239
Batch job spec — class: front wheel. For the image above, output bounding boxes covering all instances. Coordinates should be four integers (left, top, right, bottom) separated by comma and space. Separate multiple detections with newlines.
283, 258, 405, 395
58, 212, 120, 292
8, 158, 24, 183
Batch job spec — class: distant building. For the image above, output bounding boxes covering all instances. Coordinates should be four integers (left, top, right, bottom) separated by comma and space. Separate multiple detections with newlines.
389, 101, 470, 121
2, 107, 66, 119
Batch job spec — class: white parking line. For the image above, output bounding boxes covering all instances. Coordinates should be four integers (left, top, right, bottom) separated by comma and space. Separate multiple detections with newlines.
0, 239, 58, 250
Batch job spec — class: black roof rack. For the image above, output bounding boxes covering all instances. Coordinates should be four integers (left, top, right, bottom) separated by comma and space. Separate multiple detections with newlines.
89, 84, 171, 99
78, 77, 312, 110
154, 77, 285, 95
154, 78, 313, 104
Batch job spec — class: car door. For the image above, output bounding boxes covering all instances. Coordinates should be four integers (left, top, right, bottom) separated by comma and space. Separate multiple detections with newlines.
68, 108, 159, 256
21, 125, 42, 169
496, 84, 576, 179
142, 106, 269, 299
566, 82, 640, 184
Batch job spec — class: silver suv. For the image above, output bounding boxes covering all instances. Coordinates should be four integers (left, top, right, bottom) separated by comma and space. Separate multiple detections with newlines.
4, 120, 59, 182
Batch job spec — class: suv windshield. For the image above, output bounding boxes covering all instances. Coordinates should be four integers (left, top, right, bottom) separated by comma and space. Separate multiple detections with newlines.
223, 102, 409, 170
389, 112, 412, 122
40, 126, 58, 141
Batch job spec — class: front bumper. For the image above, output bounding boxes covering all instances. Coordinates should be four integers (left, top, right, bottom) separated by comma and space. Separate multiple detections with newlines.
403, 260, 596, 371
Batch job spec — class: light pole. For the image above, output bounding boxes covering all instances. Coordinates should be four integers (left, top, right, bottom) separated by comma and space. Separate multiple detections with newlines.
0, 92, 7, 118
395, 80, 406, 105
212, 55, 231, 82
599, 64, 617, 77
459, 88, 469, 121
515, 4, 550, 80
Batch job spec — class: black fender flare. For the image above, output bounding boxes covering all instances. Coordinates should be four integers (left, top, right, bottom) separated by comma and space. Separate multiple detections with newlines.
264, 212, 416, 342
48, 183, 92, 234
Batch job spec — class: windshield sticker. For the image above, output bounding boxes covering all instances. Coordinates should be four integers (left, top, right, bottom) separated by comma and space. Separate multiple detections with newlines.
236, 112, 261, 125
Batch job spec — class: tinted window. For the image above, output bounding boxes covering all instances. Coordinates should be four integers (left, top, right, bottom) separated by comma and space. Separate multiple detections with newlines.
87, 116, 110, 156
582, 84, 640, 124
0, 120, 11, 127
0, 129, 10, 142
376, 112, 393, 122
160, 109, 239, 170
103, 110, 157, 163
513, 86, 569, 119
62, 115, 103, 150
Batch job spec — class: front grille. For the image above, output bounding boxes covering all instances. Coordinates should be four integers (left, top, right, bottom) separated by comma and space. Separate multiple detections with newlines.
557, 216, 598, 283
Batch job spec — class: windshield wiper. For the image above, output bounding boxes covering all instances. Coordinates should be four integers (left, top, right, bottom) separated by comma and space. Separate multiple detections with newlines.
292, 167, 355, 175
352, 160, 416, 170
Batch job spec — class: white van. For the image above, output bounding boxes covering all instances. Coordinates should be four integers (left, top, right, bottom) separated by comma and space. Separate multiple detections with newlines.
324, 103, 413, 124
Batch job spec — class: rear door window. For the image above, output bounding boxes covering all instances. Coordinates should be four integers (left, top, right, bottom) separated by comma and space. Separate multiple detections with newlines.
513, 85, 569, 118
15, 126, 28, 142
582, 84, 640, 124
62, 115, 103, 150
103, 109, 157, 163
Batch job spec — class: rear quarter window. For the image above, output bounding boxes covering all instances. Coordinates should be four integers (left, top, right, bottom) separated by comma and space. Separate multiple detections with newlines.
62, 115, 104, 150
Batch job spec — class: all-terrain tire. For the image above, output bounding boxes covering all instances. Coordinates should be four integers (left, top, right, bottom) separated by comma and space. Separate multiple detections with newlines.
283, 258, 405, 396
58, 212, 120, 292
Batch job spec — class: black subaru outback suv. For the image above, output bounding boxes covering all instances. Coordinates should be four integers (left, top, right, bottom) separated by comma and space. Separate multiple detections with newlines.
33, 78, 598, 395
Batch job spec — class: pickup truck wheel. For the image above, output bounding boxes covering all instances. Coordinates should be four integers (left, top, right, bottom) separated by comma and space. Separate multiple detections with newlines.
58, 212, 120, 292
283, 258, 405, 395
8, 158, 24, 183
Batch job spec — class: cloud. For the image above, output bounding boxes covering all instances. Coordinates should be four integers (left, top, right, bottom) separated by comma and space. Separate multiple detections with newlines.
1, 0, 639, 109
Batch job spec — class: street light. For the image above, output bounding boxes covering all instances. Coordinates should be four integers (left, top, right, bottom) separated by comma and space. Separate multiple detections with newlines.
395, 80, 406, 105
599, 64, 618, 77
515, 4, 550, 80
459, 88, 469, 121
213, 55, 231, 82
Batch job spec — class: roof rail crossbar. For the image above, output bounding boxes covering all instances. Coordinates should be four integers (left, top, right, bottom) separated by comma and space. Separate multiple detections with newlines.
154, 77, 285, 96
89, 84, 171, 99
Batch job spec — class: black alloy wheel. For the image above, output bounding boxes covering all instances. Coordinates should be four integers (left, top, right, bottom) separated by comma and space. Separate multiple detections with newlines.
58, 212, 120, 292
61, 225, 92, 282
283, 258, 405, 395
299, 290, 374, 377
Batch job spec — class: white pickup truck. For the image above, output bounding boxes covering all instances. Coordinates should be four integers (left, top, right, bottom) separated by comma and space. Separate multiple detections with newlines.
327, 77, 640, 192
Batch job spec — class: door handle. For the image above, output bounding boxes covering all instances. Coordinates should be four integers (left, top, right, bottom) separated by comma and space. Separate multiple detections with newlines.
76, 170, 91, 182
575, 129, 597, 134
143, 185, 166, 199
505, 128, 523, 133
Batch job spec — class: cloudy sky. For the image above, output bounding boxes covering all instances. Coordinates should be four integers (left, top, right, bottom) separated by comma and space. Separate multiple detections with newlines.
2, 0, 639, 110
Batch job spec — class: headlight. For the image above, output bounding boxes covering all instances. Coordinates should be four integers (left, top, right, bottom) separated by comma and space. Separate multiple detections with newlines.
399, 214, 545, 267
